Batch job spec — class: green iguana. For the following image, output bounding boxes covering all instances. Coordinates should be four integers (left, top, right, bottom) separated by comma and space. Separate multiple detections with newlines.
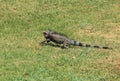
40, 30, 112, 49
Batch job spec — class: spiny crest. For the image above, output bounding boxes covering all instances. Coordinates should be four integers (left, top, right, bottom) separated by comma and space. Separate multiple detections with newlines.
44, 29, 68, 37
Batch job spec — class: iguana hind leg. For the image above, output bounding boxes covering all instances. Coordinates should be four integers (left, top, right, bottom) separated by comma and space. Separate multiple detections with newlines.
62, 40, 69, 49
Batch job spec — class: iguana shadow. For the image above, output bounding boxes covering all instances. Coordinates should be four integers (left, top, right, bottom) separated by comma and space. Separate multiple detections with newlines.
40, 42, 62, 48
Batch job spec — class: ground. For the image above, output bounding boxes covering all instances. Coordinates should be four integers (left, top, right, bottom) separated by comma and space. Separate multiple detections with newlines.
0, 0, 120, 81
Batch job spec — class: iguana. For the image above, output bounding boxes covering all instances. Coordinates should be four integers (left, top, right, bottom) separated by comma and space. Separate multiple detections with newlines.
40, 30, 112, 49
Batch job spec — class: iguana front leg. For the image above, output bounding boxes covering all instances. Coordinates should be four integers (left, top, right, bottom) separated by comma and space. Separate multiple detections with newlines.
40, 39, 50, 45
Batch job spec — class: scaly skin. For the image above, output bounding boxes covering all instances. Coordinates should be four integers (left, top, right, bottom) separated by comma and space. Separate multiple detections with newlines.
41, 30, 112, 49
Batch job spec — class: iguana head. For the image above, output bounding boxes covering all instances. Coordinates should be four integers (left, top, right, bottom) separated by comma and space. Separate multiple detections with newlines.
43, 30, 53, 38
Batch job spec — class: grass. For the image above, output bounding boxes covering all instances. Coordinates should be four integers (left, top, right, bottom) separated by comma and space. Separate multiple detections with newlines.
0, 0, 120, 81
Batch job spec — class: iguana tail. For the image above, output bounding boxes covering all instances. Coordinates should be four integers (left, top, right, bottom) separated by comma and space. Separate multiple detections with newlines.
71, 40, 112, 49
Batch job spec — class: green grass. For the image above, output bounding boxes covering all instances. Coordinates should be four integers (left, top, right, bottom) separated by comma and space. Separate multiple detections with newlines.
0, 0, 120, 81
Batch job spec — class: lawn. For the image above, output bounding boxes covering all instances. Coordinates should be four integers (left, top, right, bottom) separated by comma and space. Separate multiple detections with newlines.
0, 0, 120, 81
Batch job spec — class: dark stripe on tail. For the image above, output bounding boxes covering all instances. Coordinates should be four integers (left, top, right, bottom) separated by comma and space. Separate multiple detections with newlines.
79, 43, 83, 46
73, 41, 83, 46
86, 44, 91, 47
102, 46, 112, 49
94, 45, 100, 48
74, 41, 77, 45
